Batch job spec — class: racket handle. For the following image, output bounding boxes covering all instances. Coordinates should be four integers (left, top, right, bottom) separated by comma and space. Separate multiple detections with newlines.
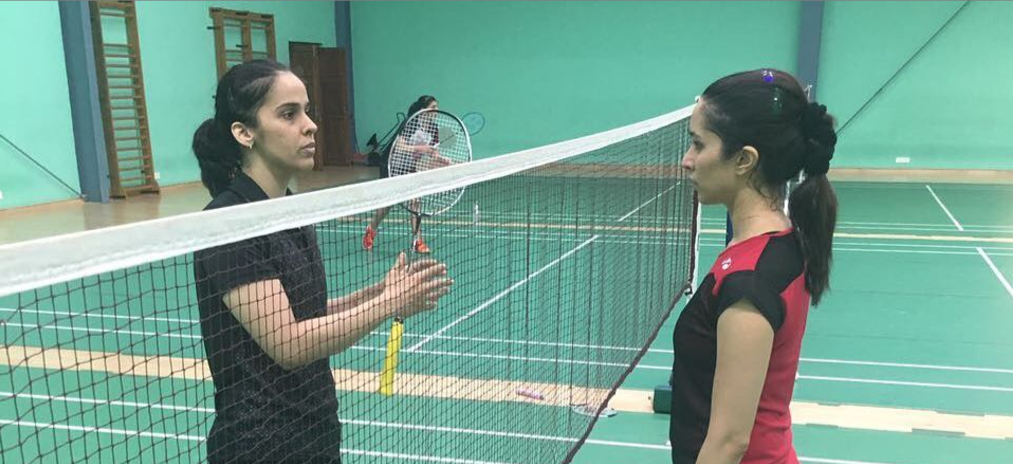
515, 388, 545, 401
378, 317, 405, 396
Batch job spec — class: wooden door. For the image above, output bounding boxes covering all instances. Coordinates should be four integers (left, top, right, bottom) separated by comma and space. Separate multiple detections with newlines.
288, 42, 326, 169
318, 47, 353, 166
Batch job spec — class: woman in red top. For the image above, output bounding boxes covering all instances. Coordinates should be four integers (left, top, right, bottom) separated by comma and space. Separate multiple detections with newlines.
671, 69, 838, 464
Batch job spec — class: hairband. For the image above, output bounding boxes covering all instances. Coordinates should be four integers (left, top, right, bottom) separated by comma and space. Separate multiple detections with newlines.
762, 70, 783, 115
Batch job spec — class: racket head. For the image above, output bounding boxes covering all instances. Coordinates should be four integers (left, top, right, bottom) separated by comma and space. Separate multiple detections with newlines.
461, 112, 485, 136
388, 109, 473, 216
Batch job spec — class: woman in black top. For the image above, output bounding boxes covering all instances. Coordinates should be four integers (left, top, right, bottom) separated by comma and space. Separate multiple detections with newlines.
191, 60, 454, 464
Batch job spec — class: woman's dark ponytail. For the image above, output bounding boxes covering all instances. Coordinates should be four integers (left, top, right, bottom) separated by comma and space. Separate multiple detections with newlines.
788, 102, 838, 305
192, 118, 242, 197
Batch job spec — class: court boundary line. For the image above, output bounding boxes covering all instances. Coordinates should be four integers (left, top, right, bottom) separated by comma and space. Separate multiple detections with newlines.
4, 389, 1011, 450
330, 221, 1013, 245
4, 341, 1012, 395
0, 417, 527, 464
0, 419, 953, 464
411, 181, 683, 353
6, 307, 1013, 376
0, 418, 205, 441
702, 218, 1013, 229
977, 248, 1013, 301
829, 232, 1013, 244
925, 185, 964, 231
617, 185, 677, 222
796, 374, 1013, 393
405, 235, 599, 352
324, 226, 1013, 255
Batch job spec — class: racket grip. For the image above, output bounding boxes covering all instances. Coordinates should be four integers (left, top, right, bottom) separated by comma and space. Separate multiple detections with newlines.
378, 317, 405, 396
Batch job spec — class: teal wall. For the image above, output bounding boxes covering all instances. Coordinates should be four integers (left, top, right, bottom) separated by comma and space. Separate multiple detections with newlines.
135, 1, 336, 188
3, 2, 1011, 211
0, 2, 79, 209
350, 1, 800, 159
820, 1, 1013, 169
0, 1, 335, 211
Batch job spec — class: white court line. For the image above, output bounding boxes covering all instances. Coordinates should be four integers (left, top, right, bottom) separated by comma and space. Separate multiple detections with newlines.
586, 438, 924, 464
697, 238, 1013, 252
923, 184, 1013, 192
0, 419, 204, 441
328, 227, 1013, 257
0, 405, 931, 463
700, 243, 1013, 257
639, 348, 1013, 375
9, 319, 1013, 391
826, 242, 1013, 251
353, 345, 636, 369
0, 307, 194, 325
394, 335, 1013, 379
8, 307, 1013, 377
334, 220, 1009, 246
371, 184, 682, 354
702, 218, 1013, 229
406, 235, 599, 352
583, 438, 669, 450
460, 210, 675, 221
343, 450, 519, 464
0, 419, 517, 464
823, 225, 999, 233
410, 183, 681, 352
0, 416, 922, 464
323, 226, 684, 244
632, 369, 1013, 392
926, 185, 963, 231
977, 247, 1013, 300
0, 306, 649, 356
798, 459, 925, 464
700, 221, 1006, 234
12, 317, 1013, 380
617, 185, 677, 222
0, 391, 608, 448
832, 247, 989, 256
396, 333, 641, 352
797, 375, 1013, 393
465, 212, 1003, 231
840, 183, 1013, 192
1, 321, 199, 340
0, 390, 944, 464
796, 357, 1013, 375
0, 391, 214, 413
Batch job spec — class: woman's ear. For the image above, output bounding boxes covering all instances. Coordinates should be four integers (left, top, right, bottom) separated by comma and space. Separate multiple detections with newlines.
231, 122, 255, 150
735, 145, 760, 177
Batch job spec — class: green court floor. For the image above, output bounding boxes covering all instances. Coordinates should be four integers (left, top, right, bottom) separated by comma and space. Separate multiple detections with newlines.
2, 181, 1011, 463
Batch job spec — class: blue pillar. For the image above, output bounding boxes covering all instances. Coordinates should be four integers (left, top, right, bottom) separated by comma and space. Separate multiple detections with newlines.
59, 1, 110, 203
335, 1, 358, 152
798, 2, 825, 101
